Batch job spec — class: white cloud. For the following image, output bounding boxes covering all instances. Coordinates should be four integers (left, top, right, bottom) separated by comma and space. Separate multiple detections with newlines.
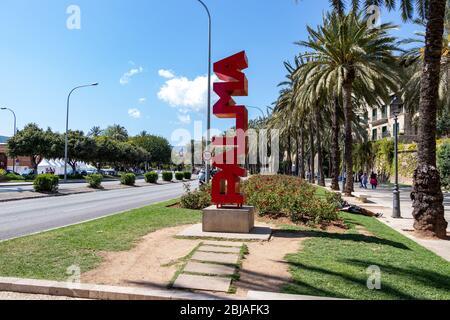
157, 73, 218, 113
138, 97, 146, 104
158, 69, 175, 79
128, 108, 142, 119
120, 66, 143, 85
177, 114, 191, 125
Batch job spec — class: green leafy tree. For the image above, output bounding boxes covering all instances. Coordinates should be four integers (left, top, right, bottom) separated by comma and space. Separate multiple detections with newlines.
64, 130, 97, 173
130, 135, 172, 165
7, 123, 59, 170
438, 142, 450, 188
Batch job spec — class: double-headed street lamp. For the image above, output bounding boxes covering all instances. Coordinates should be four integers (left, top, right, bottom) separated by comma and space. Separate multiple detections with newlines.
391, 96, 402, 219
195, 0, 212, 184
64, 83, 99, 182
1, 107, 17, 172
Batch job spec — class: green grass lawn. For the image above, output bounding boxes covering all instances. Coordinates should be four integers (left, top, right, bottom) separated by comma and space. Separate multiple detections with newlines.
0, 200, 201, 281
283, 212, 450, 300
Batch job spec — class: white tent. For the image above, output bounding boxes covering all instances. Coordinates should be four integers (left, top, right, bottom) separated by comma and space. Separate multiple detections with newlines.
37, 159, 52, 174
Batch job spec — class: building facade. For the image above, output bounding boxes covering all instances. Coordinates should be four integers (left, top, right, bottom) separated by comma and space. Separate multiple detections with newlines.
0, 143, 33, 172
366, 97, 416, 142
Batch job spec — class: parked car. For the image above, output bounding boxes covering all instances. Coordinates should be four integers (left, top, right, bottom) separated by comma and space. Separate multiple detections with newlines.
85, 168, 98, 175
100, 169, 117, 176
21, 168, 36, 177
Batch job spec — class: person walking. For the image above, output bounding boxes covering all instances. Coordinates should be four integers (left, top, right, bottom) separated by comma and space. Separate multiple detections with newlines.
370, 172, 378, 190
362, 173, 368, 189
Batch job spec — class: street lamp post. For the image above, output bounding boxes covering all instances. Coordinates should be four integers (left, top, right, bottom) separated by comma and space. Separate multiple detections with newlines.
195, 0, 212, 184
1, 107, 17, 172
64, 83, 98, 182
391, 96, 402, 218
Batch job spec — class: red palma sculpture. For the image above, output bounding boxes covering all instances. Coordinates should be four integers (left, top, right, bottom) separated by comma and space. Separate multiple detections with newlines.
211, 51, 249, 207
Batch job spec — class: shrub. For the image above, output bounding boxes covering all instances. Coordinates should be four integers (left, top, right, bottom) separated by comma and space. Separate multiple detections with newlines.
86, 174, 103, 189
33, 174, 59, 193
180, 183, 211, 210
120, 173, 136, 186
4, 173, 25, 181
0, 169, 6, 182
144, 171, 159, 183
242, 175, 339, 224
162, 171, 173, 182
438, 142, 450, 189
23, 174, 37, 181
175, 172, 185, 181
183, 171, 192, 180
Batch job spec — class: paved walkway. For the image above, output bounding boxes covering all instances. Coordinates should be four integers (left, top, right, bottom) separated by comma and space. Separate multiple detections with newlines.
337, 182, 450, 261
173, 241, 243, 293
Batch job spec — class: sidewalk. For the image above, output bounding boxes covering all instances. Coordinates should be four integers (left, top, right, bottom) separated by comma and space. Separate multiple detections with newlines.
338, 183, 450, 262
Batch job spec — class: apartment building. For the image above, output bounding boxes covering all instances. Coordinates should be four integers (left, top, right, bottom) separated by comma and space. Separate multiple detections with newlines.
366, 96, 416, 142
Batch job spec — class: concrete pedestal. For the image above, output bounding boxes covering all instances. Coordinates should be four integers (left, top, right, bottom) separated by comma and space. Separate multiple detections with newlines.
202, 205, 255, 233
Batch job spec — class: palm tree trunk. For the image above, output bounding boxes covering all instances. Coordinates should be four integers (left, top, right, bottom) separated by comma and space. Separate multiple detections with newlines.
411, 0, 448, 238
315, 105, 325, 186
287, 130, 292, 175
295, 132, 300, 176
299, 126, 306, 179
331, 96, 341, 190
309, 118, 316, 184
342, 80, 354, 196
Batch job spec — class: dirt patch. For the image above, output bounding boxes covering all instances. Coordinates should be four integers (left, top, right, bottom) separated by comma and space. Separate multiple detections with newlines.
355, 225, 374, 237
234, 231, 307, 296
81, 225, 202, 289
257, 215, 347, 233
403, 229, 450, 240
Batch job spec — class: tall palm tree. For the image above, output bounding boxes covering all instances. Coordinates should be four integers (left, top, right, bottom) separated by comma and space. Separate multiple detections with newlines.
88, 126, 103, 137
333, 0, 448, 240
296, 11, 399, 196
104, 124, 129, 142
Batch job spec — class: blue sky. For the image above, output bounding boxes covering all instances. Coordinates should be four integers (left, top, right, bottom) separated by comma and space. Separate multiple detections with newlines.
0, 0, 420, 142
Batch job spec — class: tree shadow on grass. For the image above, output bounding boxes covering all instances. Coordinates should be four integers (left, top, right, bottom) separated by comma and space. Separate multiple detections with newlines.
273, 229, 411, 250
283, 260, 417, 300
342, 259, 450, 293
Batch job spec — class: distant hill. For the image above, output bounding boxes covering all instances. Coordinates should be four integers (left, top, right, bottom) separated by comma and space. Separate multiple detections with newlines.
0, 136, 9, 143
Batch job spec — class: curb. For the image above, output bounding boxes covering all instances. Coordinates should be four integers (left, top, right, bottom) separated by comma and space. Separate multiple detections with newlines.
0, 277, 229, 300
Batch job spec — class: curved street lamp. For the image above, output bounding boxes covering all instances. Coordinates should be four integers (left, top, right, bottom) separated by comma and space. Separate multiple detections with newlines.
195, 0, 212, 184
1, 107, 17, 172
64, 83, 99, 182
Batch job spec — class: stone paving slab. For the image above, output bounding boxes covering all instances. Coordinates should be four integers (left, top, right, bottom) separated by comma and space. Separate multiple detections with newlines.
191, 251, 240, 265
177, 224, 271, 241
198, 245, 241, 254
202, 241, 244, 247
173, 274, 231, 292
184, 262, 236, 276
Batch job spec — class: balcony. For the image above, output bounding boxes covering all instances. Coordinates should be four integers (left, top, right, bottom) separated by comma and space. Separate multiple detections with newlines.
371, 118, 388, 127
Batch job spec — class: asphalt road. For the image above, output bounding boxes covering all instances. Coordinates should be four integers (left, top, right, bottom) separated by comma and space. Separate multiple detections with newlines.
0, 182, 196, 241
0, 179, 133, 193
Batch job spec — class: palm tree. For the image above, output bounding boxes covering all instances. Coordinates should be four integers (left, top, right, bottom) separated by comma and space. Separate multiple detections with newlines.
88, 126, 103, 137
104, 124, 129, 142
332, 0, 448, 239
296, 11, 399, 196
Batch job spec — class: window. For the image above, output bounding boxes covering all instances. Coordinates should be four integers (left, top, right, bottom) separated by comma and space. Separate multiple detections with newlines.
393, 123, 400, 135
381, 106, 387, 119
372, 128, 377, 141
372, 108, 378, 121
382, 126, 388, 137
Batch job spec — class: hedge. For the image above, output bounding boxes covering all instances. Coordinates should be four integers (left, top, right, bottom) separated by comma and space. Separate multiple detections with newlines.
144, 171, 159, 183
120, 173, 136, 186
162, 171, 173, 182
33, 174, 59, 193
